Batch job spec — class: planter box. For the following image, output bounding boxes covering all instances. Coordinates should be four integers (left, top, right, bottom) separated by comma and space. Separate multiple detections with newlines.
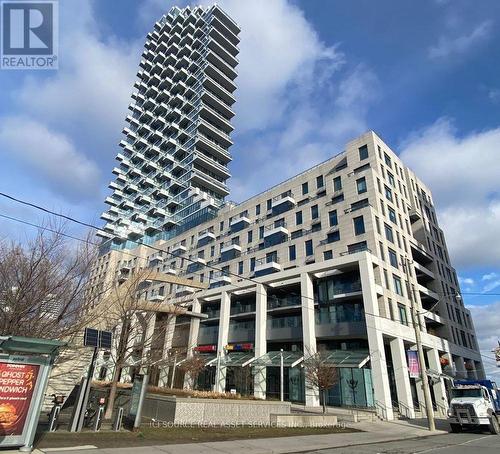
141, 395, 291, 425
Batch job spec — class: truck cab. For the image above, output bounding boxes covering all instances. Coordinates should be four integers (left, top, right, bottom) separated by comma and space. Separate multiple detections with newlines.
448, 380, 500, 434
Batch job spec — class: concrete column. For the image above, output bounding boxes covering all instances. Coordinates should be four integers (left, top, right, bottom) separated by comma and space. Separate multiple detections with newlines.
215, 291, 230, 392
187, 298, 201, 356
454, 356, 466, 379
427, 349, 448, 416
359, 257, 394, 420
390, 338, 415, 418
465, 359, 478, 379
183, 298, 201, 389
301, 272, 319, 407
158, 315, 175, 387
254, 284, 267, 399
475, 361, 486, 380
141, 313, 157, 374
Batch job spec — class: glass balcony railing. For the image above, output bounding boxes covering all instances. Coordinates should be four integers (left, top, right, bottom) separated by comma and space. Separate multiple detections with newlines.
267, 295, 301, 310
268, 315, 302, 329
315, 303, 365, 324
231, 302, 256, 315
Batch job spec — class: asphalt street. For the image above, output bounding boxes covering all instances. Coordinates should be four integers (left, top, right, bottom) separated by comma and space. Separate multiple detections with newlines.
305, 432, 500, 453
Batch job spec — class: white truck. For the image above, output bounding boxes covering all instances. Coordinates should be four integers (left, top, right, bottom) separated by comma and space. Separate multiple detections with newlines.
448, 380, 500, 434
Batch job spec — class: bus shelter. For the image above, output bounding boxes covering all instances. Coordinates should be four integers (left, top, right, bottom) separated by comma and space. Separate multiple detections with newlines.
0, 336, 65, 452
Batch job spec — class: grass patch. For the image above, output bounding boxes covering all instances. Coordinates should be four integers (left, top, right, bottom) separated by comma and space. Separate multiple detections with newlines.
35, 425, 361, 449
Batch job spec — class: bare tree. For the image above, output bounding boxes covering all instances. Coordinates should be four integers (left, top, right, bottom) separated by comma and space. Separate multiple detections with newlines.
179, 354, 207, 390
97, 267, 197, 420
303, 351, 339, 413
0, 222, 99, 339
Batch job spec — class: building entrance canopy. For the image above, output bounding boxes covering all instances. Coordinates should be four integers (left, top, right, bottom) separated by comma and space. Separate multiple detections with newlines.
253, 351, 304, 368
319, 350, 370, 368
220, 352, 256, 367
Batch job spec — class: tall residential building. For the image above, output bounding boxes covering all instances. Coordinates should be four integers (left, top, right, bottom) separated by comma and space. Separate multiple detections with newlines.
89, 131, 484, 420
98, 5, 239, 247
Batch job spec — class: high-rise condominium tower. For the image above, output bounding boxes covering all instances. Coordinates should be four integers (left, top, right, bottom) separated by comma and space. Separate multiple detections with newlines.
99, 5, 239, 247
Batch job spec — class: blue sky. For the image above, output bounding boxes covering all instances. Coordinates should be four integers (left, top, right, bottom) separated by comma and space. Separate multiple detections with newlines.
0, 0, 499, 375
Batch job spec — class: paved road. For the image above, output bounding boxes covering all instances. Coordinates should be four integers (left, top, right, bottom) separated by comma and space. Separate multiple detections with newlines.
305, 432, 500, 453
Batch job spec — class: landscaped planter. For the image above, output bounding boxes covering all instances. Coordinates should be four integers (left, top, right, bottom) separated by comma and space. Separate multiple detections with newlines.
140, 394, 291, 425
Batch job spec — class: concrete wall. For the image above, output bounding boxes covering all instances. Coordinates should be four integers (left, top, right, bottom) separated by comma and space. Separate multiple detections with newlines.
141, 395, 291, 424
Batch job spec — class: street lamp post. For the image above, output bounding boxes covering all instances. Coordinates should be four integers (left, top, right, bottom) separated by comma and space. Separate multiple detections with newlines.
404, 257, 436, 431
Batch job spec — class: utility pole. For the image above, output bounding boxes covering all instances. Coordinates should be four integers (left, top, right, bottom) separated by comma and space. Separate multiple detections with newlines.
404, 257, 436, 431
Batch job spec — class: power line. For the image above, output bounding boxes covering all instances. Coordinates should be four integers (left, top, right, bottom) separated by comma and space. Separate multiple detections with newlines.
0, 193, 494, 356
3, 210, 494, 381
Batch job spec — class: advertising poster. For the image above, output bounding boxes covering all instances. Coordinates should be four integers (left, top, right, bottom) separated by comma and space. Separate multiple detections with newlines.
407, 350, 420, 379
0, 362, 40, 436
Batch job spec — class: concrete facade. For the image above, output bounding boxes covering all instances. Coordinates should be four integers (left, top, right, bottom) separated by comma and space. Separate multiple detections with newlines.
89, 130, 484, 420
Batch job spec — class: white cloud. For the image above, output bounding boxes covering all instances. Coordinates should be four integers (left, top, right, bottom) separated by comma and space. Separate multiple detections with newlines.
12, 2, 141, 163
489, 89, 500, 104
468, 302, 500, 379
429, 20, 492, 59
0, 117, 101, 201
400, 118, 500, 268
459, 276, 475, 286
482, 272, 498, 281
483, 280, 500, 294
207, 0, 344, 133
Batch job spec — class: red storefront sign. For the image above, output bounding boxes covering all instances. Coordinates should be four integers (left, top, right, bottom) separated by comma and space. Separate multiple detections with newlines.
0, 362, 39, 436
194, 345, 217, 352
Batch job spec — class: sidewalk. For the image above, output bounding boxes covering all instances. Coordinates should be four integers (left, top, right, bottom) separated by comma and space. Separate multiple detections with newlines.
26, 419, 449, 454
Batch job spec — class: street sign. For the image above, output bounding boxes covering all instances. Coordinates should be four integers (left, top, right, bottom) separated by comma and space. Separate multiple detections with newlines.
84, 328, 112, 349
83, 328, 99, 347
99, 331, 112, 349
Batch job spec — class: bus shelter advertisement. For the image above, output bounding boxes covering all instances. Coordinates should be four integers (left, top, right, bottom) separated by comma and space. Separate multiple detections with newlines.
0, 362, 39, 436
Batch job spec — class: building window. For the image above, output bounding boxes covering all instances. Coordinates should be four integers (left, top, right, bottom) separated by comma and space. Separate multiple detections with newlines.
384, 224, 394, 243
384, 152, 392, 168
331, 193, 344, 204
388, 298, 394, 320
250, 257, 256, 271
398, 303, 408, 325
289, 244, 296, 261
210, 245, 215, 257
328, 210, 338, 227
323, 250, 333, 260
256, 204, 261, 215
259, 226, 264, 239
393, 275, 404, 296
302, 182, 309, 195
356, 177, 367, 194
305, 239, 313, 256
388, 207, 397, 224
379, 242, 385, 261
220, 221, 224, 231
333, 176, 342, 191
327, 230, 340, 243
387, 172, 395, 187
247, 230, 253, 243
359, 144, 369, 160
311, 204, 319, 219
316, 175, 324, 189
388, 248, 398, 268
266, 199, 272, 210
293, 210, 302, 226
353, 216, 365, 235
238, 261, 244, 275
312, 222, 322, 232
384, 185, 393, 202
